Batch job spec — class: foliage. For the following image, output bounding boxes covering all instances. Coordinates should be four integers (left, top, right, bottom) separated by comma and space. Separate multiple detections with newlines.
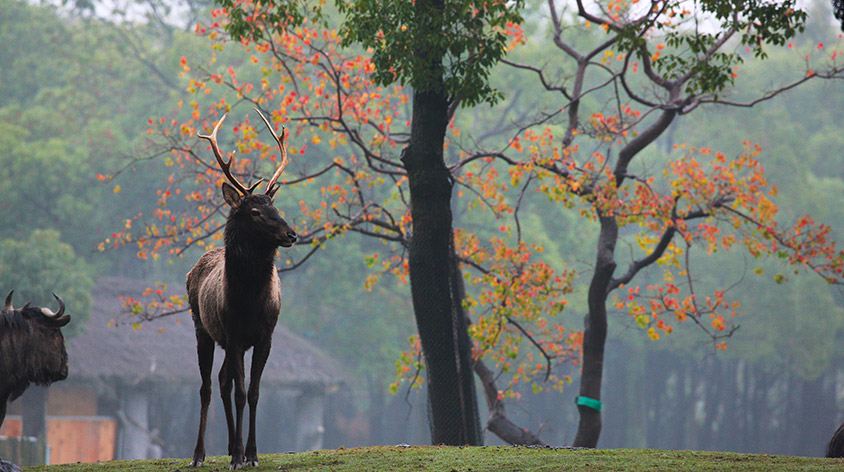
215, 0, 524, 106
649, 41, 844, 376
614, 0, 807, 95
0, 229, 93, 336
339, 0, 524, 105
0, 0, 187, 263
467, 0, 844, 348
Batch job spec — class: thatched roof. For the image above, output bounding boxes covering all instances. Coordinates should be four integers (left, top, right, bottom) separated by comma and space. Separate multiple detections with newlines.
66, 277, 344, 389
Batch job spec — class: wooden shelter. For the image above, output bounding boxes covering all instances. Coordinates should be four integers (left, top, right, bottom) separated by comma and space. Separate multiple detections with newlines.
1, 277, 345, 464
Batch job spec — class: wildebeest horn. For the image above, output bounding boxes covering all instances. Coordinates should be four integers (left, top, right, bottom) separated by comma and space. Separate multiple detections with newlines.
4, 290, 12, 312
40, 293, 66, 319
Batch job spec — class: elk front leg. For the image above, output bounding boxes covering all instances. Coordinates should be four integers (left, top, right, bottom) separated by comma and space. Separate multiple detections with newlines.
231, 349, 247, 469
245, 341, 271, 466
191, 330, 215, 467
219, 355, 235, 459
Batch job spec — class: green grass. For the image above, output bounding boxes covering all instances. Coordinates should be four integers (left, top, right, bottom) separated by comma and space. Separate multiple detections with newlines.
26, 446, 844, 471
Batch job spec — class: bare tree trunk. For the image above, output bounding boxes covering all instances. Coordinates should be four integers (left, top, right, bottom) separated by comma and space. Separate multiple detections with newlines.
474, 360, 545, 446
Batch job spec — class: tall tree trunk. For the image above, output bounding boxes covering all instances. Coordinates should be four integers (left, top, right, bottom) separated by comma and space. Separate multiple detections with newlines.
448, 243, 482, 444
570, 89, 676, 449
573, 217, 617, 447
401, 0, 481, 444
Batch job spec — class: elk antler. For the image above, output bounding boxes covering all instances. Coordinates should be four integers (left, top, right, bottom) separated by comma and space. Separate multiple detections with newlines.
198, 114, 263, 195
4, 290, 13, 312
254, 108, 289, 198
40, 293, 66, 320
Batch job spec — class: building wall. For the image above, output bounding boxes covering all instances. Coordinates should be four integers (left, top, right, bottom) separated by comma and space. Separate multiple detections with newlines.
2, 383, 117, 465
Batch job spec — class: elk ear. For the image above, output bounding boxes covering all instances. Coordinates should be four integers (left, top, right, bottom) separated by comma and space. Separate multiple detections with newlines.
221, 183, 242, 208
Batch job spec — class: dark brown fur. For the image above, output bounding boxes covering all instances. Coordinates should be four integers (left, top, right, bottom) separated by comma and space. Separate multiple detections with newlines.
828, 423, 844, 458
0, 294, 70, 430
187, 186, 296, 469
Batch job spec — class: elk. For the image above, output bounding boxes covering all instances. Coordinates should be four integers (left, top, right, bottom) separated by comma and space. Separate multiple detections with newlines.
0, 291, 71, 429
187, 109, 297, 469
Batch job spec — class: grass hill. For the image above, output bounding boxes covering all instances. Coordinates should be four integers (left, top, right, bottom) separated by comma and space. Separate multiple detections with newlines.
26, 446, 844, 471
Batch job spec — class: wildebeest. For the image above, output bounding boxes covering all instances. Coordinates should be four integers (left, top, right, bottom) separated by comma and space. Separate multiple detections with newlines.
187, 109, 297, 469
828, 422, 844, 458
0, 291, 71, 429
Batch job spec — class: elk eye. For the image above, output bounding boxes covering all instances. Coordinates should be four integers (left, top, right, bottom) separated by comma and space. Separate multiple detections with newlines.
250, 208, 261, 217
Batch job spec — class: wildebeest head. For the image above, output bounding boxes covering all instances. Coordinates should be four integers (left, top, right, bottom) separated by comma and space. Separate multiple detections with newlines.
2, 291, 71, 389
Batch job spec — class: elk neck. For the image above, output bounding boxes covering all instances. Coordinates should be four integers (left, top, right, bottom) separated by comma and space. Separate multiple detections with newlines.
223, 217, 278, 298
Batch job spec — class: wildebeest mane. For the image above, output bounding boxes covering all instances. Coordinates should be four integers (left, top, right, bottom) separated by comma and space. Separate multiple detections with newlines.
0, 309, 35, 332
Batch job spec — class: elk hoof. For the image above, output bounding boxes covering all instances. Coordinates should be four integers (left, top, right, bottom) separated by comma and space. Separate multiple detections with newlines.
246, 459, 259, 467
190, 448, 206, 467
229, 456, 245, 470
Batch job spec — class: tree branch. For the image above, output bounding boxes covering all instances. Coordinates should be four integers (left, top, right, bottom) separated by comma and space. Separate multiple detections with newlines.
474, 358, 546, 446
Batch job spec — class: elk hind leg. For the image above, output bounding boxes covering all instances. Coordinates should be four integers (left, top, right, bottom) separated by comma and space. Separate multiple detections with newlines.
191, 328, 215, 467
219, 355, 236, 459
245, 341, 271, 466
230, 349, 247, 469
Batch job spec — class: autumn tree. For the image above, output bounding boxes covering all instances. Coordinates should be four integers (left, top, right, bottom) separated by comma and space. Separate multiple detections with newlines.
458, 0, 844, 447
109, 0, 582, 446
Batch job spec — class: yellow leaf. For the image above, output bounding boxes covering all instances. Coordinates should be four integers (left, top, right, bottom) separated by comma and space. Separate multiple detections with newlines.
647, 327, 661, 340
113, 184, 122, 194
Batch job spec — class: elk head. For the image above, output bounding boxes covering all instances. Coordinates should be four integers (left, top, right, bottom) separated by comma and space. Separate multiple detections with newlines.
198, 109, 298, 248
5, 290, 71, 382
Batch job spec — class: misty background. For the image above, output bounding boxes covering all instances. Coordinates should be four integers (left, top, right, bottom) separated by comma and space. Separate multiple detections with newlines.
0, 0, 843, 461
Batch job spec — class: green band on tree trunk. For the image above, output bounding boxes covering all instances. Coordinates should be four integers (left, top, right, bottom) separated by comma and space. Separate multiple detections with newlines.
575, 396, 602, 412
